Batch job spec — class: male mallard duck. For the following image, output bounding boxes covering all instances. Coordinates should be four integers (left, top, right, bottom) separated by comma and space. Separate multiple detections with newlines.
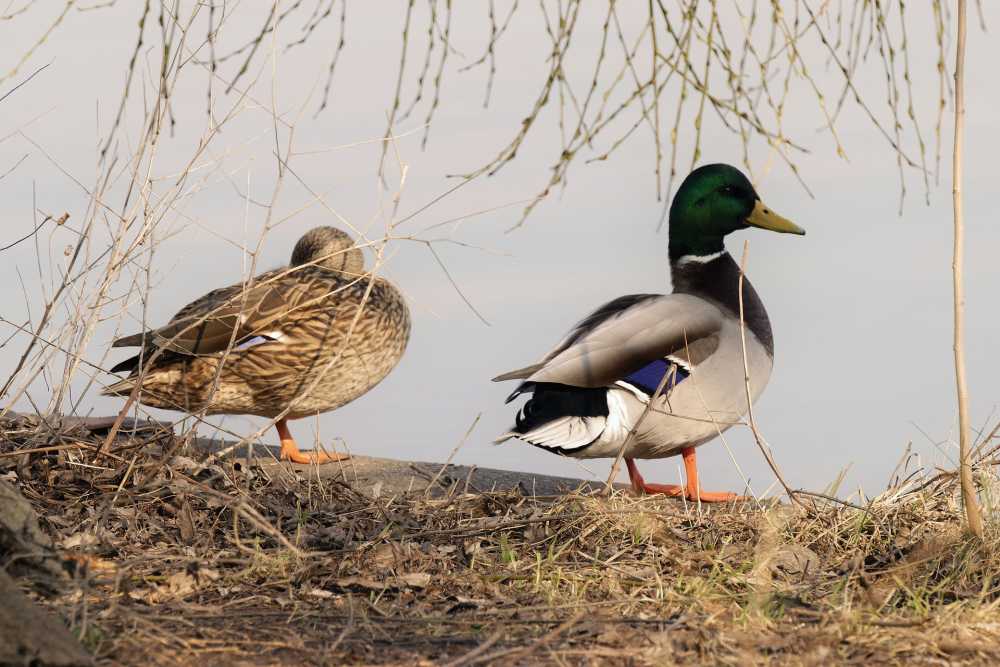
103, 226, 410, 464
493, 164, 804, 501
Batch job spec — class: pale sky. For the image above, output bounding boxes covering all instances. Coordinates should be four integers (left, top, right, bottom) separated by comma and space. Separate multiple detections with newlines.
2, 3, 997, 497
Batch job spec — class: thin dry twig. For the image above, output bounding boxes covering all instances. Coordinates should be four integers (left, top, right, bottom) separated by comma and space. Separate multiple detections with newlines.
736, 240, 802, 507
425, 413, 481, 497
950, 0, 983, 538
603, 362, 679, 495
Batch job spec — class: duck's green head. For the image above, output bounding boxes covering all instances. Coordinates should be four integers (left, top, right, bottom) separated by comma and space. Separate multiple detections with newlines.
668, 163, 804, 260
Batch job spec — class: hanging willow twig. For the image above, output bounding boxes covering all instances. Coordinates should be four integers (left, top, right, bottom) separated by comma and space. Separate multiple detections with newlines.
5, 2, 952, 225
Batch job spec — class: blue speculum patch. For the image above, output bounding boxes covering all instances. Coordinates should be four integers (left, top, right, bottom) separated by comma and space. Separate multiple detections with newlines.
622, 358, 689, 395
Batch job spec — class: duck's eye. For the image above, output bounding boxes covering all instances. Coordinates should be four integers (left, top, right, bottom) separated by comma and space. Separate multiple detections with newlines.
719, 185, 739, 196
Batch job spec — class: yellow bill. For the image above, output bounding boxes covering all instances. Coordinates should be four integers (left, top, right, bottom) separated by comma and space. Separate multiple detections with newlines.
745, 199, 805, 235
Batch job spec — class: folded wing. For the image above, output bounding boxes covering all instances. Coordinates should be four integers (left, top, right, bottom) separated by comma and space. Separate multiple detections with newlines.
111, 272, 318, 357
497, 293, 723, 391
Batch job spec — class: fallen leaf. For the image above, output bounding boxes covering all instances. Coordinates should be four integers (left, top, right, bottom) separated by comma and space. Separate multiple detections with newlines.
63, 553, 116, 573
309, 588, 334, 599
334, 572, 431, 591
769, 545, 820, 578
198, 567, 221, 583
397, 572, 431, 588
62, 532, 99, 549
165, 571, 197, 598
168, 456, 203, 473
178, 496, 196, 544
371, 541, 417, 569
334, 576, 385, 591
135, 571, 201, 604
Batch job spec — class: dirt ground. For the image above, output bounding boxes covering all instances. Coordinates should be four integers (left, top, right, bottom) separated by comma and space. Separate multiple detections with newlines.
3, 412, 1000, 666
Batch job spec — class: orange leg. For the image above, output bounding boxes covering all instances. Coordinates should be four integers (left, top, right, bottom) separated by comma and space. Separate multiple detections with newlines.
275, 418, 349, 465
626, 448, 740, 503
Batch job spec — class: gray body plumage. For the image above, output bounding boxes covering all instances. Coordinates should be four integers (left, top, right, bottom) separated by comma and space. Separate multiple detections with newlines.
495, 251, 773, 460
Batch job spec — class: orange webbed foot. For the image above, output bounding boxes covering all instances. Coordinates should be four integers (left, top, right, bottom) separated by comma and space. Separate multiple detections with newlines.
275, 418, 349, 465
631, 481, 685, 497
625, 452, 744, 503
279, 443, 349, 465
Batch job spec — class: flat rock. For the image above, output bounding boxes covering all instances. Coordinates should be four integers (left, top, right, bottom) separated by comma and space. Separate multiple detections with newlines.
0, 570, 92, 666
0, 479, 63, 580
198, 441, 613, 498
5, 411, 624, 498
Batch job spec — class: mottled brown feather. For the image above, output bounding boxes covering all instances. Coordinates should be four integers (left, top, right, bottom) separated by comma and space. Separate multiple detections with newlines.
103, 227, 410, 420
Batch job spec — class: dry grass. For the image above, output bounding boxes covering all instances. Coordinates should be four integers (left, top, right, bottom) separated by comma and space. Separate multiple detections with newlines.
0, 6, 995, 664
3, 413, 1000, 665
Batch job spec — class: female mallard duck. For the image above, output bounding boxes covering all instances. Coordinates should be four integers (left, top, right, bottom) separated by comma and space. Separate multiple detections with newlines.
493, 164, 804, 502
103, 226, 410, 464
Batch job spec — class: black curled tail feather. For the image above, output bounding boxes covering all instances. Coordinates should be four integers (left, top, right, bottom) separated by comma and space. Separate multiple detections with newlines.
512, 383, 609, 434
